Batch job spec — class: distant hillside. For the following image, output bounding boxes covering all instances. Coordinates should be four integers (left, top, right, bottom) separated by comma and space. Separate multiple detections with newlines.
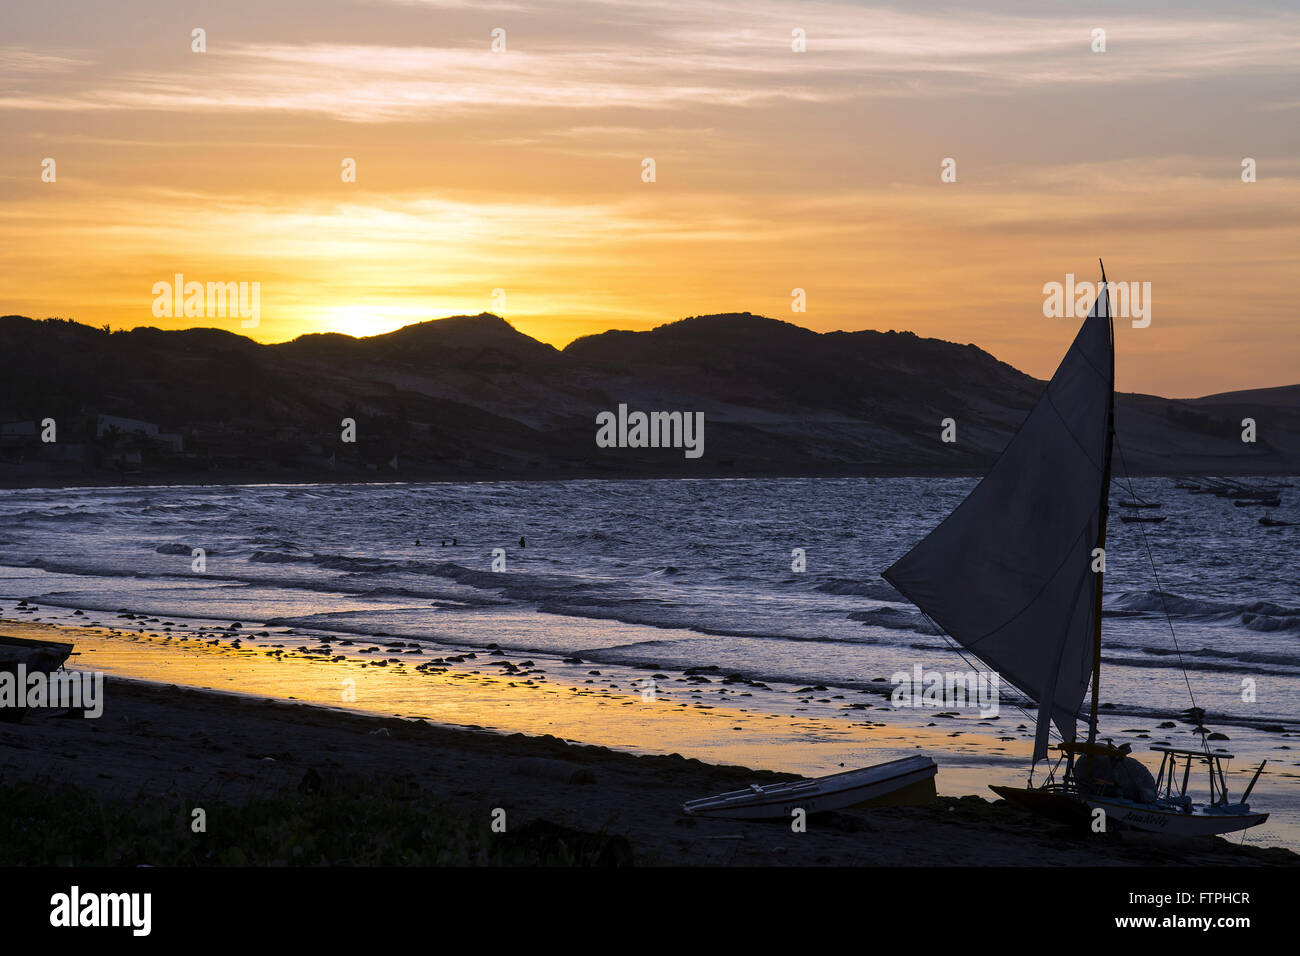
1, 312, 1296, 486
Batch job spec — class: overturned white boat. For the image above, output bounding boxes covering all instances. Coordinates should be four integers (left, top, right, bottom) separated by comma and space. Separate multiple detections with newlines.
682, 755, 937, 820
0, 633, 76, 724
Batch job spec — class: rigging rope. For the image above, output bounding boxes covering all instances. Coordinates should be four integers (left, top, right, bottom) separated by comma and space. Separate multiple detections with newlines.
917, 607, 1063, 782
1111, 430, 1208, 755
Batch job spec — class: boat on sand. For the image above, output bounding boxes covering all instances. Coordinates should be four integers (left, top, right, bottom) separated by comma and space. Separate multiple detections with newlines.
682, 755, 937, 820
883, 261, 1270, 839
0, 634, 76, 724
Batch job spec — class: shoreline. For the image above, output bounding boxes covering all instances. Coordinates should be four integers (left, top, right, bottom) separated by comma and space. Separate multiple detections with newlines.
4, 676, 1294, 867
2, 618, 1295, 866
3, 466, 1296, 492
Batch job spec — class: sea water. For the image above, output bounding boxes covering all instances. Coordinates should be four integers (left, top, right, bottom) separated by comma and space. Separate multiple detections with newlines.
1, 477, 1296, 846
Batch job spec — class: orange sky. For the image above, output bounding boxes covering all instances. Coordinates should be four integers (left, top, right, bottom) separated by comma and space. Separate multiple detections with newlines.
2, 0, 1298, 396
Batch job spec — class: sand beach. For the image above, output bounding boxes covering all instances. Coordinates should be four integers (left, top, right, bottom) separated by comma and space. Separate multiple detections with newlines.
2, 617, 1294, 867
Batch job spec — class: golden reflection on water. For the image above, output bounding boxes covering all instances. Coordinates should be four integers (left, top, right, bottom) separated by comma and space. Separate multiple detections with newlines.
9, 619, 1024, 789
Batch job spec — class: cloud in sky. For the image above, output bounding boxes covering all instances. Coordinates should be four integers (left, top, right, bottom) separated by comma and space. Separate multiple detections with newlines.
1, 0, 1297, 395
6, 3, 1300, 119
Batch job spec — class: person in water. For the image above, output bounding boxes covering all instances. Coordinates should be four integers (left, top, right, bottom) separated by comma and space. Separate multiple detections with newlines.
519, 536, 525, 548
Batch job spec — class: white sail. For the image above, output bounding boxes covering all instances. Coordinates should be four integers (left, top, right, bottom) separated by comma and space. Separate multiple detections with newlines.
884, 282, 1113, 762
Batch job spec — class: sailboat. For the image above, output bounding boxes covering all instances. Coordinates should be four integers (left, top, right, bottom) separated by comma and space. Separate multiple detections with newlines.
882, 262, 1269, 838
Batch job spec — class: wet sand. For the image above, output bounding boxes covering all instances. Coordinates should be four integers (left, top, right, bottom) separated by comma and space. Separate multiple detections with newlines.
1, 618, 1295, 866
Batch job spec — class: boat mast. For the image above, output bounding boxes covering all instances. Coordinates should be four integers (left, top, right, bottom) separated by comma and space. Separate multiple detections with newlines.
1087, 258, 1116, 746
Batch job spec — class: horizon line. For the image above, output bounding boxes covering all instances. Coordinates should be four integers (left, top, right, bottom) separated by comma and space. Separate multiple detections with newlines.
6, 310, 1298, 403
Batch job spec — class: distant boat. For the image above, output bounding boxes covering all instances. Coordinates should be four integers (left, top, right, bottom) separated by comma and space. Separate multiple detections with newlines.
1259, 516, 1292, 527
0, 634, 75, 724
1209, 479, 1254, 497
1226, 483, 1282, 501
682, 755, 937, 820
1120, 514, 1166, 523
882, 262, 1269, 839
1118, 500, 1161, 509
1234, 498, 1280, 508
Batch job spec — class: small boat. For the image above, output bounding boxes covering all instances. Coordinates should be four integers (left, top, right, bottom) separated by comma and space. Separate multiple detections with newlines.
1120, 514, 1165, 523
1234, 498, 1280, 507
1259, 516, 1292, 527
1212, 481, 1256, 497
1080, 747, 1269, 837
884, 261, 1270, 840
0, 633, 73, 671
991, 744, 1269, 838
0, 634, 75, 724
682, 755, 937, 820
1118, 500, 1160, 509
1229, 487, 1283, 501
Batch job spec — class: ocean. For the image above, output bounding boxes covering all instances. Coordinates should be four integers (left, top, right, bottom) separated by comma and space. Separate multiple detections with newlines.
1, 477, 1296, 846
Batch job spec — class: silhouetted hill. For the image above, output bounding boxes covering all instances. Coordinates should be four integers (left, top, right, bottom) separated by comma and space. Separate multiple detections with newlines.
569, 313, 1033, 397
285, 313, 561, 369
1, 312, 1296, 486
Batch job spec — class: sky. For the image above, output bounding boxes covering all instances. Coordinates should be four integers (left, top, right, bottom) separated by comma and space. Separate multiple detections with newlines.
1, 0, 1297, 397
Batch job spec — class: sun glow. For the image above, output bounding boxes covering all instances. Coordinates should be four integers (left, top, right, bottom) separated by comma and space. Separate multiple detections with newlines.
312, 305, 440, 340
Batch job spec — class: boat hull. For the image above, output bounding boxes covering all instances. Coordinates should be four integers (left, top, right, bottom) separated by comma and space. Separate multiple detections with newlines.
1083, 797, 1268, 837
988, 785, 1092, 827
683, 755, 937, 820
0, 634, 75, 724
0, 634, 74, 670
989, 785, 1268, 837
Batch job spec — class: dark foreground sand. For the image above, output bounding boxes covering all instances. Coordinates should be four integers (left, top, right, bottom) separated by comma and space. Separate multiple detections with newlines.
1, 678, 1294, 866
